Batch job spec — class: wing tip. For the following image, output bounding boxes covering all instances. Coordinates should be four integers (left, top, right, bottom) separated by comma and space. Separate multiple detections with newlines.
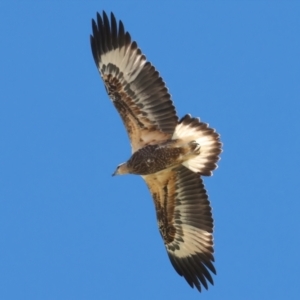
167, 251, 215, 292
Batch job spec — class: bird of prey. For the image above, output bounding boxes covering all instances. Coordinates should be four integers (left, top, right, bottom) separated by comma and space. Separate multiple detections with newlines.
90, 11, 222, 292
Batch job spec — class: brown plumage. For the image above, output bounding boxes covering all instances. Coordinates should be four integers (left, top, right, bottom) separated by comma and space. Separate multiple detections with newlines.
90, 11, 222, 292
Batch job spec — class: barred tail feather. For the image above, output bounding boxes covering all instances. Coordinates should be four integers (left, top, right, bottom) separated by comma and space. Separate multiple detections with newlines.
172, 114, 222, 176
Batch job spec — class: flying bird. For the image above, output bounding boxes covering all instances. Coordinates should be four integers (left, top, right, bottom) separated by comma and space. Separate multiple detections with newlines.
90, 11, 222, 292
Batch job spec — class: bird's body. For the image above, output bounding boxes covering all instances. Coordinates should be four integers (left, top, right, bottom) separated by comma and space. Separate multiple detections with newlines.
127, 141, 186, 175
90, 11, 222, 292
119, 136, 203, 175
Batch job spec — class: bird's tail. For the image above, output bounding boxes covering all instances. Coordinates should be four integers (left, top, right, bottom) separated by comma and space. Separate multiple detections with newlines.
172, 114, 222, 176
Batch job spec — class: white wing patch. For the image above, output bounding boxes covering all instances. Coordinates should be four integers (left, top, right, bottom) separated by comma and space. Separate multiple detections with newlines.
167, 225, 212, 258
100, 46, 146, 83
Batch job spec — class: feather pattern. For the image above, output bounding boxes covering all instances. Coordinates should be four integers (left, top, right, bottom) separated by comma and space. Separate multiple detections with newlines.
90, 11, 178, 152
143, 166, 215, 292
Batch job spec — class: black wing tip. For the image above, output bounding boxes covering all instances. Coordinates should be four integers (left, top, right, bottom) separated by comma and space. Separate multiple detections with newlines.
93, 10, 113, 25
91, 10, 126, 39
168, 251, 215, 292
91, 11, 131, 59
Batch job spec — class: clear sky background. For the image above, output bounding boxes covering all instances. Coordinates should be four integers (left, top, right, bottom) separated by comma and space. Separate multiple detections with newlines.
1, 1, 300, 299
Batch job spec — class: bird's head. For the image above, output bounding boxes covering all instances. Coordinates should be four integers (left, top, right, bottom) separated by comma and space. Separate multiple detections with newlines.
112, 162, 130, 176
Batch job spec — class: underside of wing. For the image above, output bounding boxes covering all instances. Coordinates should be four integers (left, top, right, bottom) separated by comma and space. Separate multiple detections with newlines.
143, 166, 215, 292
90, 11, 178, 152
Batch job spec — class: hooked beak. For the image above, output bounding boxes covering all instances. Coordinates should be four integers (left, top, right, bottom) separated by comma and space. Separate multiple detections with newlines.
112, 167, 118, 176
111, 163, 127, 176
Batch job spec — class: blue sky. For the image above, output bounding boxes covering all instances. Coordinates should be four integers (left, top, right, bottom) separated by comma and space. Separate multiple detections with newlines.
1, 1, 300, 299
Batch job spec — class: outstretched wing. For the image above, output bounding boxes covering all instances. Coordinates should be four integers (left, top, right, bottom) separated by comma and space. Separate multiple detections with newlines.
143, 166, 215, 292
90, 11, 178, 152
